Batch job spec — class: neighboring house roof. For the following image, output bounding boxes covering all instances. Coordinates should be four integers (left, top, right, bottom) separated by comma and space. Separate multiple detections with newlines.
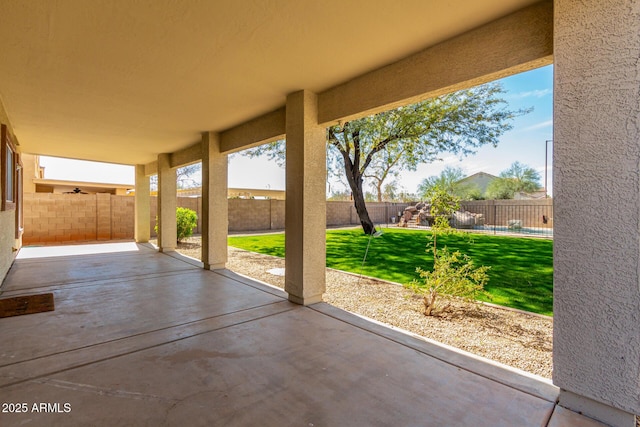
31, 178, 134, 195
146, 187, 286, 200
21, 154, 134, 195
456, 172, 499, 194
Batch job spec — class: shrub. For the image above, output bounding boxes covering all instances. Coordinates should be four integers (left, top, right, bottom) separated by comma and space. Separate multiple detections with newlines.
153, 207, 198, 243
176, 207, 198, 242
406, 185, 490, 316
408, 247, 490, 316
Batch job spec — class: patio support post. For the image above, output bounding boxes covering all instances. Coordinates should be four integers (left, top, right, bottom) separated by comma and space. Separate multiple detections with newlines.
553, 1, 640, 425
134, 164, 150, 243
201, 131, 228, 269
284, 90, 326, 305
157, 153, 177, 252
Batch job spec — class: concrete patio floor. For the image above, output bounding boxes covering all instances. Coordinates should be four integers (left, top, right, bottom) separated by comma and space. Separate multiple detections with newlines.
0, 242, 604, 426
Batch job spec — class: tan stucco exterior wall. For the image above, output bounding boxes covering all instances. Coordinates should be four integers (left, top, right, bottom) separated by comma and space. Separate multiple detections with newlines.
284, 90, 326, 305
0, 210, 17, 281
21, 153, 38, 193
134, 165, 150, 243
0, 98, 20, 283
201, 131, 228, 270
157, 153, 177, 251
553, 0, 640, 422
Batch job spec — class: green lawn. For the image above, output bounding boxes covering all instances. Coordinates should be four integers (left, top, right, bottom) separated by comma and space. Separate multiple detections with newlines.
228, 228, 553, 316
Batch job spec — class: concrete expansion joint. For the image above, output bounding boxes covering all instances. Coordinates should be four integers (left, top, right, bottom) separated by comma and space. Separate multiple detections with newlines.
158, 249, 204, 268
542, 402, 556, 427
556, 389, 637, 427
212, 269, 288, 299
0, 302, 295, 390
309, 302, 559, 403
4, 269, 205, 296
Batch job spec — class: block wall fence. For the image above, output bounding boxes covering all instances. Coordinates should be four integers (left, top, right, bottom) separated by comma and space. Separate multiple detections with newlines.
146, 198, 407, 237
22, 193, 553, 245
23, 193, 135, 244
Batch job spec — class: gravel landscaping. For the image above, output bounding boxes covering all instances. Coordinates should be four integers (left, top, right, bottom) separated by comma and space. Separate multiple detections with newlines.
153, 235, 553, 379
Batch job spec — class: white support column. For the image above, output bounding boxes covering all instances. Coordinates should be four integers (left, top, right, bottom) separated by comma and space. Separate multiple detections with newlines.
134, 164, 150, 243
157, 153, 176, 252
201, 131, 228, 270
553, 1, 639, 426
284, 90, 326, 305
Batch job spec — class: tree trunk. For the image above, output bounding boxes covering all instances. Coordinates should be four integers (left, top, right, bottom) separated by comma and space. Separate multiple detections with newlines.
339, 146, 375, 235
353, 184, 375, 235
348, 176, 375, 235
424, 290, 437, 316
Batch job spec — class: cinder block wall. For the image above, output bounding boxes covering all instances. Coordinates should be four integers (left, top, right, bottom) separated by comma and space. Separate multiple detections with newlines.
111, 195, 135, 239
326, 201, 353, 225
326, 201, 409, 226
269, 200, 285, 229
96, 193, 111, 240
150, 197, 285, 235
23, 193, 133, 245
228, 199, 273, 231
23, 193, 97, 244
24, 194, 554, 244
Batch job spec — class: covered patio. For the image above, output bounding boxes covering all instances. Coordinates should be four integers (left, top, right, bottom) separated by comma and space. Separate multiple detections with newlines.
1, 0, 639, 425
0, 242, 598, 426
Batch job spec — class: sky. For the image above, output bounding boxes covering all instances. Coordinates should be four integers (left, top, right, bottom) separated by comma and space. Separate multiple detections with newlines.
39, 64, 553, 195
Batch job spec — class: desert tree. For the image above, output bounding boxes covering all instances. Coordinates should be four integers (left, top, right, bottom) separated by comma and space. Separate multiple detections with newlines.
486, 161, 541, 199
246, 82, 529, 234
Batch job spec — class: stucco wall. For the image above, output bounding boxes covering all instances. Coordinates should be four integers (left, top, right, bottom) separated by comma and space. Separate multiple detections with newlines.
0, 99, 19, 283
553, 0, 640, 415
0, 210, 17, 282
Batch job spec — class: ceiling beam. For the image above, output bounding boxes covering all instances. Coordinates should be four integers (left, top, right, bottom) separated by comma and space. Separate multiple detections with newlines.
317, 0, 553, 125
208, 0, 552, 153
144, 161, 157, 176
170, 142, 202, 169
220, 107, 286, 154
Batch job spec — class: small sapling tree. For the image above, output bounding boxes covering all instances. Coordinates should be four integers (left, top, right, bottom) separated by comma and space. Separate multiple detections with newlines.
406, 186, 490, 316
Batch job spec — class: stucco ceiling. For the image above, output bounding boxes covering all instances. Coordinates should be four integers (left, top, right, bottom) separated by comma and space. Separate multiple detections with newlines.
0, 0, 540, 165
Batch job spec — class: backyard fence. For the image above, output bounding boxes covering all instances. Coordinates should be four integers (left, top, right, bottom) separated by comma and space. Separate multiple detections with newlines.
22, 193, 135, 244
458, 200, 553, 237
22, 193, 553, 244
393, 199, 553, 237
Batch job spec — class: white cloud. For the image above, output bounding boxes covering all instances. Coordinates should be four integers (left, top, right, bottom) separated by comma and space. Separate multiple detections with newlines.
508, 88, 552, 100
523, 120, 553, 131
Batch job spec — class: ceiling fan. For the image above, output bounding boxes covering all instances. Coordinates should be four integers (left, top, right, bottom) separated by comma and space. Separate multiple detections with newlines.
63, 187, 88, 194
